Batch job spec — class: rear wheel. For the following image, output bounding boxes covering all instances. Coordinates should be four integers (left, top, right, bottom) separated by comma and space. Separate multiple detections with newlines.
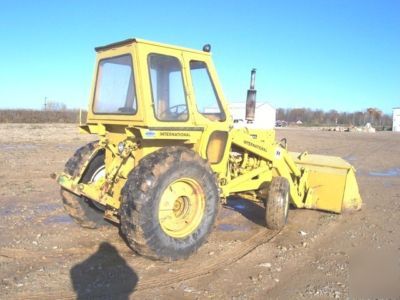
265, 177, 290, 230
120, 146, 219, 261
61, 142, 109, 229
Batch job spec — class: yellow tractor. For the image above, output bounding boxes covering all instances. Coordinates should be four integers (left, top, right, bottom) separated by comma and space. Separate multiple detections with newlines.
58, 38, 362, 261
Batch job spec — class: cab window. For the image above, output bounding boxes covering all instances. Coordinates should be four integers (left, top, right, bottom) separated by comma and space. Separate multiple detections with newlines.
149, 54, 188, 121
190, 61, 225, 121
93, 54, 137, 114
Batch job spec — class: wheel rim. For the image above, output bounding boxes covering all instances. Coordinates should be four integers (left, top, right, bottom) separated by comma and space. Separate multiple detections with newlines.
90, 165, 105, 183
158, 178, 205, 238
88, 165, 106, 211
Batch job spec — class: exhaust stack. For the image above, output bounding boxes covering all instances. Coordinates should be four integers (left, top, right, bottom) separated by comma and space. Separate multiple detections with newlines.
245, 69, 257, 123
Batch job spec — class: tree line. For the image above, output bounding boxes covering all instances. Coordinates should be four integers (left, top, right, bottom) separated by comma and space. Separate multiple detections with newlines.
276, 107, 392, 128
0, 109, 88, 123
0, 101, 392, 128
0, 101, 87, 123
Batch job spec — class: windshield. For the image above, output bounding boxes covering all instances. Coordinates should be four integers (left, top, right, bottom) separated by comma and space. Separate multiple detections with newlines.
148, 54, 188, 121
93, 54, 137, 114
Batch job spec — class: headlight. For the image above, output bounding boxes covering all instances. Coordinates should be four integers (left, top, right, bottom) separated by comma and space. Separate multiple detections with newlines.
118, 142, 125, 154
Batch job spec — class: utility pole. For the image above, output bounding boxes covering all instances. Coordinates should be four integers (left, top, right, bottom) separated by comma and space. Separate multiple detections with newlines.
44, 97, 48, 111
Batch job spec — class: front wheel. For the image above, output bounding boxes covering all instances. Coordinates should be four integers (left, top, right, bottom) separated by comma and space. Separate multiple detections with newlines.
265, 177, 290, 230
120, 146, 219, 261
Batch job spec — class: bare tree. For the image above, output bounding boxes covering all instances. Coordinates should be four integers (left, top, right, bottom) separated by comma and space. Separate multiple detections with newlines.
44, 101, 67, 111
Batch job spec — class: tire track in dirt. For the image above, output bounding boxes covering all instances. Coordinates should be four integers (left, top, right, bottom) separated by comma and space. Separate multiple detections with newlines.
5, 228, 279, 299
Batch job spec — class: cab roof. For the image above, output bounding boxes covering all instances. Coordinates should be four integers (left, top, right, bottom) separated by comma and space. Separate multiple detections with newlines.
94, 38, 210, 56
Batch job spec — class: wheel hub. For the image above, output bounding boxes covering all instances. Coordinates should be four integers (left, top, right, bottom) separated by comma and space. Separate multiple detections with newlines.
158, 178, 205, 238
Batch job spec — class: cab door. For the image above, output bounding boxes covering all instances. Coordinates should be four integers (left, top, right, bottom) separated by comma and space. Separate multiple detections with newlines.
183, 53, 231, 174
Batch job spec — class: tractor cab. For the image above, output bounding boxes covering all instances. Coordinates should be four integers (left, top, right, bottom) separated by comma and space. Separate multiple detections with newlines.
86, 38, 230, 127
83, 38, 233, 173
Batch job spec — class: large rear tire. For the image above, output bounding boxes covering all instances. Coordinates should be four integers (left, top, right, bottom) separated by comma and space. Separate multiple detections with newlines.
120, 146, 219, 261
61, 142, 109, 229
265, 177, 290, 230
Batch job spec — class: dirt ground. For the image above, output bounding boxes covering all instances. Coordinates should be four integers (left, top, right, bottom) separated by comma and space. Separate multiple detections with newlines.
0, 124, 399, 299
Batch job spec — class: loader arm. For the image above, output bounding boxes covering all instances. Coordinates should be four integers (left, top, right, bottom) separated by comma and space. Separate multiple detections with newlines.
226, 128, 309, 208
225, 128, 362, 213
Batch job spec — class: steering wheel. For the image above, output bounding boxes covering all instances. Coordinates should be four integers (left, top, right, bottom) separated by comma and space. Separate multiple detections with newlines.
158, 104, 188, 120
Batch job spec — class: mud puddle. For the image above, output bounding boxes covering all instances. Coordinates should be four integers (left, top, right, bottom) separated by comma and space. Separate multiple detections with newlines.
43, 214, 74, 225
368, 167, 400, 177
0, 143, 38, 151
217, 223, 251, 232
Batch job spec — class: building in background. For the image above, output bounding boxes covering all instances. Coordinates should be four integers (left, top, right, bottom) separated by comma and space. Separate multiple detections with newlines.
393, 107, 400, 132
228, 101, 276, 129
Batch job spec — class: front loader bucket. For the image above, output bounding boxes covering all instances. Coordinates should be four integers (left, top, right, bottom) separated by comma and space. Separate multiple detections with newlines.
291, 153, 362, 213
